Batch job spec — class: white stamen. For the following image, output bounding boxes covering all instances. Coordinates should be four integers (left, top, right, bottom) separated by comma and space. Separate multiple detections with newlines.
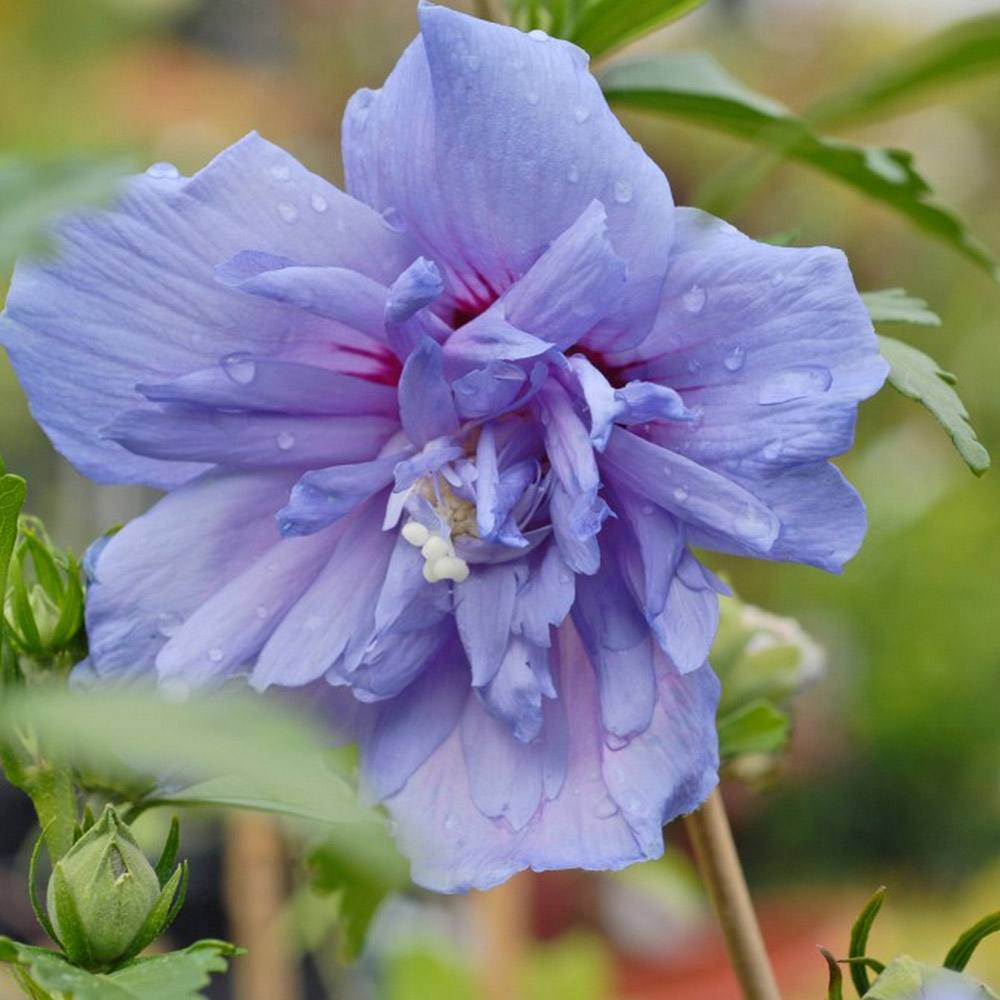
433, 556, 470, 583
421, 534, 450, 562
401, 521, 430, 547
422, 560, 441, 583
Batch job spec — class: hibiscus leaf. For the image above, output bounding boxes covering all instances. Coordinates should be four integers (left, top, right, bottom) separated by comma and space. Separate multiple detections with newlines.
307, 832, 410, 961
808, 13, 1000, 129
0, 687, 400, 879
716, 698, 789, 760
599, 53, 999, 279
0, 157, 132, 275
862, 288, 942, 328
879, 336, 990, 477
943, 909, 1000, 973
565, 0, 712, 60
0, 936, 241, 1000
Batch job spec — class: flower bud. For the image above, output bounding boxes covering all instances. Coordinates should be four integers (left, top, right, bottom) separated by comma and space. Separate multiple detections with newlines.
4, 516, 85, 663
46, 805, 166, 970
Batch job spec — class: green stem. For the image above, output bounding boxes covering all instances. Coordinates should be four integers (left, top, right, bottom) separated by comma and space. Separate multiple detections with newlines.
685, 787, 783, 1000
25, 762, 77, 862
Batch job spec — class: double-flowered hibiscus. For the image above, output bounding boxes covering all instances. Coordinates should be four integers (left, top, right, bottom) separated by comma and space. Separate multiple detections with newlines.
0, 3, 886, 890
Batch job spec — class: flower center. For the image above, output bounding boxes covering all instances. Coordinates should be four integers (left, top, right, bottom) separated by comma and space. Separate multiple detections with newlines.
400, 475, 476, 584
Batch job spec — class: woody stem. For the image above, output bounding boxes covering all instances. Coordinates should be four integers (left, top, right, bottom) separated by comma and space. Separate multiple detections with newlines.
684, 787, 783, 1000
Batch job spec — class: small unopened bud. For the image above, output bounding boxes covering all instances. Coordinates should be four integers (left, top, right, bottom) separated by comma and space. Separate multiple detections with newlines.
45, 805, 183, 971
4, 516, 85, 663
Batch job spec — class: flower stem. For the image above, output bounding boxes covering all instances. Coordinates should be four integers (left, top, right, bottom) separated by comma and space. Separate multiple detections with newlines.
684, 788, 782, 1000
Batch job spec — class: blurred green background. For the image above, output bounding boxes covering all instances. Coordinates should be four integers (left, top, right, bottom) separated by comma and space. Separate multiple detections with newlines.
1, 1, 999, 998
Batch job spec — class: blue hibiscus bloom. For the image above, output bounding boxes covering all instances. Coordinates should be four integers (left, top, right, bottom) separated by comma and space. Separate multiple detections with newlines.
0, 3, 886, 890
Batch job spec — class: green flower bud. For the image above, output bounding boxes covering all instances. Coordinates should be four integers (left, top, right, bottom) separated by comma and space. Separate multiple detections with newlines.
866, 956, 998, 1000
4, 516, 85, 664
45, 805, 183, 971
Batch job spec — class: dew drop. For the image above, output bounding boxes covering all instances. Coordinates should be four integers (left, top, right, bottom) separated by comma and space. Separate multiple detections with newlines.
208, 648, 224, 663
723, 345, 746, 372
277, 202, 298, 223
594, 796, 619, 819
528, 28, 548, 40
509, 55, 525, 70
566, 163, 580, 184
558, 569, 573, 585
381, 206, 405, 232
444, 814, 459, 832
270, 164, 291, 181
687, 358, 702, 374
146, 162, 179, 179
672, 485, 690, 503
770, 270, 785, 286
464, 53, 481, 71
221, 352, 256, 385
573, 105, 591, 124
690, 404, 706, 422
525, 90, 540, 106
156, 611, 183, 637
757, 366, 832, 405
682, 284, 706, 313
763, 439, 783, 461
276, 430, 295, 450
310, 192, 329, 213
734, 503, 773, 541
254, 604, 269, 619
613, 180, 633, 204
305, 614, 322, 632
640, 503, 655, 516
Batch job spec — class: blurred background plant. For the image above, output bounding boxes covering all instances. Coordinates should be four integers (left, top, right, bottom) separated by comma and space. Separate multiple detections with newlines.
2, 0, 1000, 998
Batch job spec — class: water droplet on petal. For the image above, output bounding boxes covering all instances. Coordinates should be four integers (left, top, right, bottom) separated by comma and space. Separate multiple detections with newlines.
146, 162, 179, 179
528, 28, 548, 40
566, 163, 580, 183
310, 192, 329, 213
277, 202, 298, 223
270, 164, 291, 181
156, 611, 183, 637
613, 180, 633, 204
221, 352, 256, 385
640, 503, 655, 516
770, 270, 785, 286
723, 345, 746, 372
763, 439, 783, 461
525, 90, 540, 106
682, 284, 706, 313
594, 796, 619, 819
464, 53, 481, 71
381, 206, 405, 232
276, 430, 295, 450
734, 503, 773, 541
757, 366, 832, 405
208, 648, 224, 663
672, 485, 690, 503
305, 614, 322, 632
687, 358, 702, 374
254, 605, 269, 619
573, 105, 591, 124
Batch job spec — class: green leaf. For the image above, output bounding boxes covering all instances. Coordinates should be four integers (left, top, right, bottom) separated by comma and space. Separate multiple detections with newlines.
849, 886, 887, 997
0, 936, 241, 1000
944, 909, 1000, 973
566, 0, 711, 60
809, 14, 1000, 129
599, 53, 999, 278
523, 932, 612, 1000
0, 687, 403, 880
879, 336, 990, 476
0, 158, 132, 275
716, 699, 790, 760
862, 289, 942, 328
308, 834, 409, 961
384, 949, 477, 1000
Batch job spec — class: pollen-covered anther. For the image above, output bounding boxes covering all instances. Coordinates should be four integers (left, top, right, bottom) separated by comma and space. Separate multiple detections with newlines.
401, 521, 471, 585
